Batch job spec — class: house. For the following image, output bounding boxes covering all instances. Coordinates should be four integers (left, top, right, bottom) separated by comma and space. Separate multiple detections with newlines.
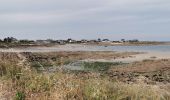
56, 40, 66, 45
80, 39, 88, 43
67, 38, 76, 43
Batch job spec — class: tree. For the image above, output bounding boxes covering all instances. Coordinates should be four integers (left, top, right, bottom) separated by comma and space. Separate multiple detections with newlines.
97, 38, 101, 42
3, 37, 17, 43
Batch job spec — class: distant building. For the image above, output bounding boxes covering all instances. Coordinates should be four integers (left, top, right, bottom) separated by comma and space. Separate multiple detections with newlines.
56, 40, 66, 45
81, 39, 88, 43
67, 38, 76, 43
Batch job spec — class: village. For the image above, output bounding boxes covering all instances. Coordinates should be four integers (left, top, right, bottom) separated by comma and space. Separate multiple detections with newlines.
0, 37, 140, 45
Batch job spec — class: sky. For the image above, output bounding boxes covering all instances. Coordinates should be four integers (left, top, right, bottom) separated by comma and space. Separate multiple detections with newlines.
0, 0, 170, 41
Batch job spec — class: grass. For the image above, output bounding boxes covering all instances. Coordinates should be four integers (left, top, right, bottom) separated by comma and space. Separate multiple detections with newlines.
1, 64, 170, 100
0, 52, 169, 100
15, 91, 25, 100
83, 62, 124, 72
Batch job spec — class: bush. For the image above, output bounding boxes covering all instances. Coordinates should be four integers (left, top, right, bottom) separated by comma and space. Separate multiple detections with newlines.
15, 91, 25, 100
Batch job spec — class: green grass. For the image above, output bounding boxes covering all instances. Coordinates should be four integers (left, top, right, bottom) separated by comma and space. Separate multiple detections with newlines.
83, 62, 125, 72
15, 91, 25, 100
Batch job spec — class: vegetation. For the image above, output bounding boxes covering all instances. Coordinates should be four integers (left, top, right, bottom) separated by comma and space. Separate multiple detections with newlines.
83, 62, 125, 71
15, 91, 25, 100
0, 52, 169, 100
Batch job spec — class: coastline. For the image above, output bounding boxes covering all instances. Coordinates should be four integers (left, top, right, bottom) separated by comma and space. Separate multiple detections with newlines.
0, 44, 170, 62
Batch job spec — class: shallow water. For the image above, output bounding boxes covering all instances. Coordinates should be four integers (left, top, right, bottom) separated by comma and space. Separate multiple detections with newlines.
1, 44, 170, 53
98, 45, 170, 52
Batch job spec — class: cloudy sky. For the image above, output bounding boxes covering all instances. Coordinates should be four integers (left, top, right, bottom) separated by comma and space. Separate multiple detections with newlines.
0, 0, 170, 41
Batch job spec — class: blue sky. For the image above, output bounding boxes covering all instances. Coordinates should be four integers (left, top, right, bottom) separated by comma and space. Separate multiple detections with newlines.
0, 0, 170, 41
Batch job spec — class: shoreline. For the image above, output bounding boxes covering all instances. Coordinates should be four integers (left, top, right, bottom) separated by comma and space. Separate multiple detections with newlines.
0, 44, 170, 62
0, 41, 170, 49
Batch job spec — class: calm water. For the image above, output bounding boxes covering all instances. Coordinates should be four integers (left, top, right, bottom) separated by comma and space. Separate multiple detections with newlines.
97, 45, 170, 52
0, 44, 170, 52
